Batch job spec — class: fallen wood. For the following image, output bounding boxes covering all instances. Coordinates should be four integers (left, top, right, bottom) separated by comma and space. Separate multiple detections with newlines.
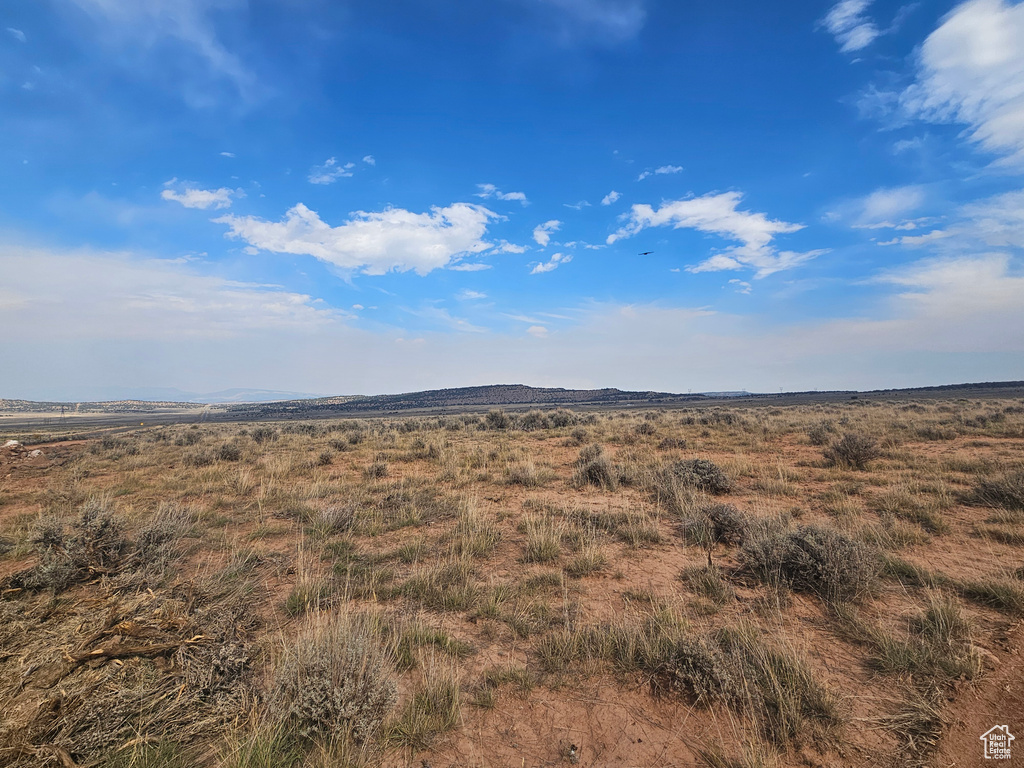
67, 638, 201, 666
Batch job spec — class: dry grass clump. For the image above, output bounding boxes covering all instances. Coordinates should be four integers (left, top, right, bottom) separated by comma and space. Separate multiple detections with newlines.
383, 664, 461, 750
505, 460, 553, 487
822, 432, 879, 470
681, 564, 736, 605
522, 511, 565, 563
871, 690, 945, 767
715, 623, 841, 748
742, 522, 878, 602
881, 555, 1024, 616
450, 502, 500, 559
387, 618, 474, 671
564, 527, 607, 578
536, 611, 839, 748
571, 444, 619, 490
399, 557, 478, 612
270, 613, 397, 744
875, 486, 950, 535
310, 505, 354, 537
837, 594, 981, 681
965, 470, 1024, 511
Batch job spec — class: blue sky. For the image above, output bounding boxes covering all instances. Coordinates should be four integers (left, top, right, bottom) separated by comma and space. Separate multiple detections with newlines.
2, 0, 1023, 399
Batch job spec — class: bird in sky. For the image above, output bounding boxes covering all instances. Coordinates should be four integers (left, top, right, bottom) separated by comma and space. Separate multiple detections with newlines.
638, 251, 654, 256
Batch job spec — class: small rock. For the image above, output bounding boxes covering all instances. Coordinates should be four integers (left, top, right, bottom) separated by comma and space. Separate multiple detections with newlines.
3, 440, 20, 449
29, 450, 43, 458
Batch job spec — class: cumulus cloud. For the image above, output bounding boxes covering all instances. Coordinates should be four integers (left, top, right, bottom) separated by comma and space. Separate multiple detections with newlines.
533, 219, 562, 246
214, 202, 497, 276
527, 325, 549, 337
901, 0, 1024, 166
531, 252, 572, 274
448, 263, 493, 271
308, 157, 355, 185
362, 155, 376, 165
457, 290, 487, 300
476, 183, 529, 205
601, 190, 621, 205
564, 200, 591, 210
821, 0, 880, 52
160, 184, 235, 209
219, 151, 235, 158
607, 191, 821, 277
6, 27, 26, 42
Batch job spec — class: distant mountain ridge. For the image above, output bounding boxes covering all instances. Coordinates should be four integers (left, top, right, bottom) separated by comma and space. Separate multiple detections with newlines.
224, 384, 700, 416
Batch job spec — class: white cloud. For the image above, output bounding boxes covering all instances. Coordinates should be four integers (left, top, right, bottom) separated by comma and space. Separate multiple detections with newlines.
564, 200, 591, 210
215, 202, 497, 276
308, 157, 355, 185
531, 252, 573, 274
64, 0, 254, 99
6, 27, 26, 42
363, 155, 376, 165
0, 245, 339, 343
637, 165, 683, 181
448, 262, 493, 271
607, 191, 821, 277
499, 191, 529, 204
161, 185, 235, 210
729, 279, 752, 295
836, 185, 928, 228
601, 190, 622, 205
476, 183, 529, 205
457, 290, 487, 300
219, 151, 235, 158
491, 240, 529, 254
527, 325, 549, 337
901, 0, 1024, 166
859, 185, 925, 223
879, 188, 1024, 249
533, 219, 562, 246
821, 0, 880, 52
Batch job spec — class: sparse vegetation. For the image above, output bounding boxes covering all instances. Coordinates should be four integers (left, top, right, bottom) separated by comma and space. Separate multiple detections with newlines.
2, 395, 1023, 767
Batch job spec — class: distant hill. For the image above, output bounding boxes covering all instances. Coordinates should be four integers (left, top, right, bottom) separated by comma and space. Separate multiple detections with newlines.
224, 384, 704, 416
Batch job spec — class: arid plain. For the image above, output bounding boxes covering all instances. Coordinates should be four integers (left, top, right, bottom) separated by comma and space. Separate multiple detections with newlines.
1, 397, 1022, 768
